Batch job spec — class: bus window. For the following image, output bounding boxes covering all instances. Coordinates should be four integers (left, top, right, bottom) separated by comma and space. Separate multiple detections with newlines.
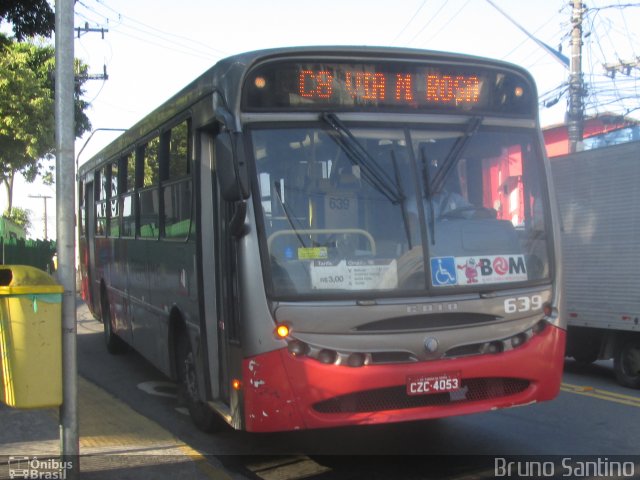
121, 152, 136, 237
79, 181, 85, 239
168, 121, 189, 178
96, 167, 108, 236
143, 137, 160, 187
163, 122, 192, 239
109, 161, 120, 237
125, 152, 136, 192
140, 137, 160, 238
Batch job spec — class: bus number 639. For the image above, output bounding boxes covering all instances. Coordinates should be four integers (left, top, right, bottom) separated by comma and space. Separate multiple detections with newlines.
504, 295, 542, 314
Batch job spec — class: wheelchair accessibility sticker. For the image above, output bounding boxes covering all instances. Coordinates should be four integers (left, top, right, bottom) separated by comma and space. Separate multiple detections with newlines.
431, 257, 457, 286
431, 255, 527, 287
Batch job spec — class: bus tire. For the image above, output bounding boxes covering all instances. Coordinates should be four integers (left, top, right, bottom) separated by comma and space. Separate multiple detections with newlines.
101, 291, 128, 354
614, 338, 640, 389
176, 333, 225, 432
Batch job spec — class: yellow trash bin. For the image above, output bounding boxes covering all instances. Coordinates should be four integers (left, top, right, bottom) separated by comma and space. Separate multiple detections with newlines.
0, 265, 63, 408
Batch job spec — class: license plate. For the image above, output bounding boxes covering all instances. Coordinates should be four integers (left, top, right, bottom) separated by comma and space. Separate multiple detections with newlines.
406, 371, 461, 396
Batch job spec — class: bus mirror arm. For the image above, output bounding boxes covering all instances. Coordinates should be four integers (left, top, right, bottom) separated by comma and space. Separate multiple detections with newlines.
229, 200, 248, 238
214, 106, 240, 134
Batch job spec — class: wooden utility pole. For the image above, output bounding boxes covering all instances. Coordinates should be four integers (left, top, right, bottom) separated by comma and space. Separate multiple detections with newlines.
568, 0, 585, 153
28, 194, 52, 239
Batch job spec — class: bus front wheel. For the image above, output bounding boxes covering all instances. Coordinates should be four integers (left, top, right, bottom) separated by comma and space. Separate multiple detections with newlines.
176, 333, 225, 432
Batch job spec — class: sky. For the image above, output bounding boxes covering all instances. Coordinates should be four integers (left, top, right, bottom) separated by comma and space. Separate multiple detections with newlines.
6, 0, 640, 239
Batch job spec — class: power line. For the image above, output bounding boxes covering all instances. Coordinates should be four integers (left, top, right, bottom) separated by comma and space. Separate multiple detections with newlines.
405, 0, 448, 46
392, 0, 428, 44
419, 0, 472, 48
485, 0, 569, 69
77, 0, 227, 59
28, 194, 52, 240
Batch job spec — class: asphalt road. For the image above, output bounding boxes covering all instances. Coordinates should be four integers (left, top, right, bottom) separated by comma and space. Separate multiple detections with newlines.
76, 304, 640, 479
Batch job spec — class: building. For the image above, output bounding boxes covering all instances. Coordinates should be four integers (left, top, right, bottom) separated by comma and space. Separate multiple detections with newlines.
543, 113, 640, 158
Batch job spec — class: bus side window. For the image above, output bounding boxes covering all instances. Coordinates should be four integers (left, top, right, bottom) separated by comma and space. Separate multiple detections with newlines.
163, 121, 192, 240
139, 137, 161, 238
96, 167, 108, 236
79, 180, 85, 239
108, 160, 120, 237
121, 152, 136, 238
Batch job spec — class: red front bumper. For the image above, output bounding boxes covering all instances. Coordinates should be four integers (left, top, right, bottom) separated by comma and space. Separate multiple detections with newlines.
242, 325, 566, 432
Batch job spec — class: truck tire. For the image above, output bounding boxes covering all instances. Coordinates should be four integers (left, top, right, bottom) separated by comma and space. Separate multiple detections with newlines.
176, 332, 226, 432
614, 339, 640, 389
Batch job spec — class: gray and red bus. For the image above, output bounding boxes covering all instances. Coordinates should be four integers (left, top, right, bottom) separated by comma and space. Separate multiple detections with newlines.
78, 46, 565, 432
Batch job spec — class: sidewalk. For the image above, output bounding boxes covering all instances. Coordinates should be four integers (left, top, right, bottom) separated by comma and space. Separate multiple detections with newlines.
0, 308, 233, 480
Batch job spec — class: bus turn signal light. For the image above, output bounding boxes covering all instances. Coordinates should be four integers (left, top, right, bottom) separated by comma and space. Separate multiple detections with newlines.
232, 379, 242, 391
275, 324, 290, 339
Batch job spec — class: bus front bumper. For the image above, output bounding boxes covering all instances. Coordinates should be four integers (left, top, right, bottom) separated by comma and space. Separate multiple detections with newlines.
241, 324, 566, 432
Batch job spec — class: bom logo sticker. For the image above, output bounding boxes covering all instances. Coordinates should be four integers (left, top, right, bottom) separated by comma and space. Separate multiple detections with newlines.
456, 255, 527, 285
431, 255, 527, 286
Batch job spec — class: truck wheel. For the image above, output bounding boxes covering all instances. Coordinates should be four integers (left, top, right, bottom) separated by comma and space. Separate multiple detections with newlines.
176, 333, 225, 432
101, 292, 127, 354
614, 339, 640, 389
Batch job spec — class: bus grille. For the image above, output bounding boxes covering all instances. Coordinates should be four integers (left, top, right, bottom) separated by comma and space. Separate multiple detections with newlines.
312, 378, 530, 414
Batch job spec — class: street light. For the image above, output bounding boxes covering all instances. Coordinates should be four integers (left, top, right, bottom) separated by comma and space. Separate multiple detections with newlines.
75, 127, 127, 173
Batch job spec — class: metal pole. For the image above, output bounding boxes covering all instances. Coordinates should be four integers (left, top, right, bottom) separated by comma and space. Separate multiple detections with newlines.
28, 195, 52, 240
568, 0, 585, 153
55, 0, 79, 477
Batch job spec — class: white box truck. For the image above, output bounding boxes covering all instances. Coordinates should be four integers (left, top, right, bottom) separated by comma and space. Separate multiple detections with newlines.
551, 140, 640, 388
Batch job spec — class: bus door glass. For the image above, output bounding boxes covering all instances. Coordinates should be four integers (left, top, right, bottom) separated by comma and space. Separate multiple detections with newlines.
84, 179, 98, 311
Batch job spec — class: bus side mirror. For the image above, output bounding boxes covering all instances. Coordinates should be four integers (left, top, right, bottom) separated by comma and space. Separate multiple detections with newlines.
215, 131, 249, 201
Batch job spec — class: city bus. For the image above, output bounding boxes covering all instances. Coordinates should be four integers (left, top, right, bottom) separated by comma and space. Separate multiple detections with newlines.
78, 46, 566, 433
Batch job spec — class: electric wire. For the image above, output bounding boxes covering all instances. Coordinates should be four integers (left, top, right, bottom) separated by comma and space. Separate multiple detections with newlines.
392, 0, 429, 44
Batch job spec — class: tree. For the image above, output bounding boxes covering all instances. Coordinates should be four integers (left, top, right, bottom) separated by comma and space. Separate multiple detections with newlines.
0, 0, 54, 40
0, 40, 91, 214
4, 207, 32, 235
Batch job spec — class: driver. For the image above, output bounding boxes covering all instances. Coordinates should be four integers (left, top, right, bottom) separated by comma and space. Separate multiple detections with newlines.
407, 157, 471, 221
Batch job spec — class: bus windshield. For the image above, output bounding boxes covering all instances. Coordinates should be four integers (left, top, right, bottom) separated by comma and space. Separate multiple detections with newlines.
251, 122, 550, 297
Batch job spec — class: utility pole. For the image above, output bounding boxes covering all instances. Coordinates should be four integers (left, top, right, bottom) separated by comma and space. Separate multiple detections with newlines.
28, 194, 52, 239
604, 58, 640, 78
75, 23, 109, 81
568, 0, 585, 153
56, 0, 79, 477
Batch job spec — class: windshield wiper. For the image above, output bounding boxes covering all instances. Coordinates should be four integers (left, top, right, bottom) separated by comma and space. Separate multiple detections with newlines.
429, 116, 483, 196
390, 149, 413, 250
419, 145, 437, 245
321, 112, 403, 205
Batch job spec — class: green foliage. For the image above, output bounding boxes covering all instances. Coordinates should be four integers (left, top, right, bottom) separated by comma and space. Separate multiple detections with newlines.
0, 38, 92, 213
0, 0, 54, 40
0, 41, 54, 181
4, 207, 32, 234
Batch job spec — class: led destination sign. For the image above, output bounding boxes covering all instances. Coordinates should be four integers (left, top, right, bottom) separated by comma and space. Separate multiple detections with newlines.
298, 70, 480, 106
244, 60, 534, 115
